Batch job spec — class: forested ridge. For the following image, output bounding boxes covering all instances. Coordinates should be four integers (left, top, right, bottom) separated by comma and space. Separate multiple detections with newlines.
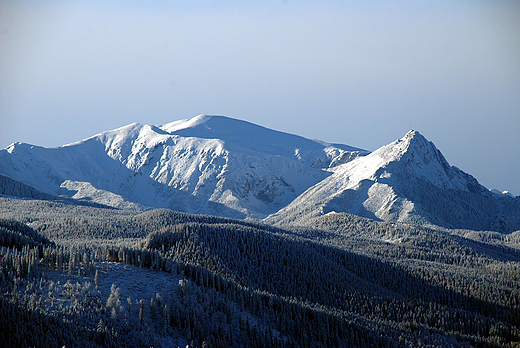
1, 197, 519, 347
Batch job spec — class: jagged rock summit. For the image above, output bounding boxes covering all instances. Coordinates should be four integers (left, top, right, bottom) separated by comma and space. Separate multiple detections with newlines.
0, 115, 367, 219
265, 130, 519, 232
367, 130, 485, 193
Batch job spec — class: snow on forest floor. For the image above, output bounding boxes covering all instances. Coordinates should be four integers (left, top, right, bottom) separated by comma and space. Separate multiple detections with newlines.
36, 262, 188, 348
42, 262, 185, 306
95, 261, 184, 303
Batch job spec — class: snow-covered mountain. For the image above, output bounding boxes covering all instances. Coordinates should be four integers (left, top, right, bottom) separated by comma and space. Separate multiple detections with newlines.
0, 115, 367, 219
265, 130, 520, 232
1, 116, 518, 231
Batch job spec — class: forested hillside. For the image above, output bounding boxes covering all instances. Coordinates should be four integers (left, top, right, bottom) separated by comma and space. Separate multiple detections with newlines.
1, 197, 519, 347
0, 174, 56, 201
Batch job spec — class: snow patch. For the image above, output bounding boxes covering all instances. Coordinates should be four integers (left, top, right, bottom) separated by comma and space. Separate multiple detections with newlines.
490, 188, 514, 198
159, 114, 211, 134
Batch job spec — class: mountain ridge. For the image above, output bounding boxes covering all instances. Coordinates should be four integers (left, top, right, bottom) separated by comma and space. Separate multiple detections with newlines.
265, 129, 519, 232
1, 115, 518, 232
0, 115, 368, 220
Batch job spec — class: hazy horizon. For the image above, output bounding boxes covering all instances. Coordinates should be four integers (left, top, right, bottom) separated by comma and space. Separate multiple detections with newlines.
1, 1, 519, 195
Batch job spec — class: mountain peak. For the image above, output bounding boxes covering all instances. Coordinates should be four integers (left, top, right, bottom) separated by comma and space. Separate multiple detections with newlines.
159, 115, 366, 161
374, 130, 492, 197
402, 129, 433, 151
370, 130, 439, 164
0, 115, 367, 219
2, 118, 518, 232
159, 114, 213, 133
404, 129, 419, 137
402, 130, 449, 165
265, 129, 512, 231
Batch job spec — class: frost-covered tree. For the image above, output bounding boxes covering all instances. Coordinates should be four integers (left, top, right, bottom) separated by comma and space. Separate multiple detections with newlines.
106, 284, 122, 319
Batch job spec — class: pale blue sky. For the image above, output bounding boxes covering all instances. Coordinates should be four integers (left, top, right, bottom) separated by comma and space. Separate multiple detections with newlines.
1, 1, 519, 195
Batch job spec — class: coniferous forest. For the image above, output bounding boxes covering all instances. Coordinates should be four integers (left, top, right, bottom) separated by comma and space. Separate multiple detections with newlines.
1, 196, 519, 347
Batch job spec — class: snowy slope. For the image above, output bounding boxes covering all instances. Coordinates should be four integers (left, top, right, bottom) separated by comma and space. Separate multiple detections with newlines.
2, 118, 517, 231
0, 115, 367, 219
265, 130, 520, 232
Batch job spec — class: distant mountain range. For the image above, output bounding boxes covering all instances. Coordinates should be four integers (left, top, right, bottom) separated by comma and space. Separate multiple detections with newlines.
1, 115, 518, 232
